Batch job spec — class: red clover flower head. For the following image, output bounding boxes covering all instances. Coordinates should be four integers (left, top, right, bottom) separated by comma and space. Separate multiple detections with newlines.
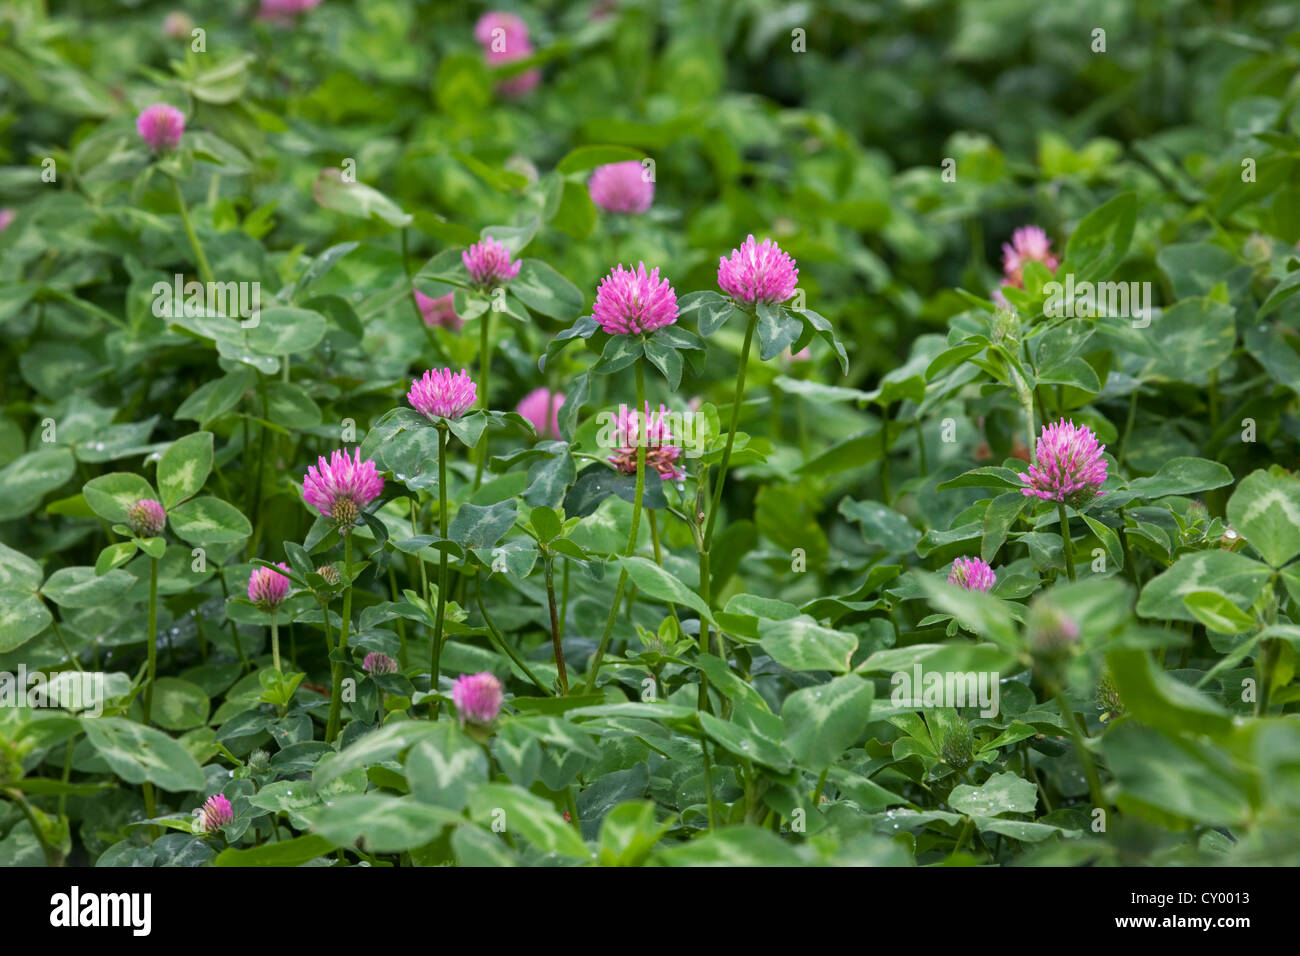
408, 368, 478, 422
136, 104, 185, 153
452, 672, 504, 726
1019, 419, 1108, 508
588, 161, 654, 215
516, 387, 565, 440
463, 237, 521, 289
302, 448, 385, 532
948, 556, 996, 593
592, 262, 678, 335
717, 235, 799, 307
1000, 226, 1058, 290
197, 793, 233, 834
248, 562, 291, 610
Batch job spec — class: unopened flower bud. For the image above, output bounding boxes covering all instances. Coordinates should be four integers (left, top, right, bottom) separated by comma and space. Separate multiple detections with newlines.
452, 672, 504, 727
940, 716, 975, 770
1096, 668, 1125, 721
1028, 602, 1079, 654
163, 11, 194, 38
1026, 597, 1080, 685
991, 306, 1019, 343
1243, 232, 1272, 265
127, 499, 167, 538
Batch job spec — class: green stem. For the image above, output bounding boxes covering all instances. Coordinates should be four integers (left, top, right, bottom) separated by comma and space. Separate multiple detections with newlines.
953, 817, 974, 856
564, 786, 581, 832
560, 560, 570, 636
140, 557, 160, 832
1118, 384, 1139, 467
1055, 690, 1106, 812
545, 554, 569, 694
142, 557, 159, 725
411, 496, 431, 606
169, 175, 214, 286
59, 739, 73, 819
8, 791, 58, 866
696, 495, 713, 711
811, 767, 828, 806
1057, 502, 1077, 581
473, 315, 490, 490
703, 313, 757, 553
432, 425, 450, 714
51, 621, 81, 671
325, 535, 353, 744
1009, 360, 1038, 457
915, 417, 928, 477
701, 737, 718, 831
1257, 638, 1279, 716
270, 613, 280, 673
320, 598, 334, 653
1023, 741, 1053, 813
583, 359, 647, 694
694, 313, 756, 703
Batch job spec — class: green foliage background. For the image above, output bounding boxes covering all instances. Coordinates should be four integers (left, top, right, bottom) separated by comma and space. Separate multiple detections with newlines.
1, 0, 1300, 866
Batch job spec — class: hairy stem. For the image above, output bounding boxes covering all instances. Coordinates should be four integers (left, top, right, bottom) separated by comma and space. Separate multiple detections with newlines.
325, 534, 353, 744
545, 554, 568, 694
169, 175, 214, 286
1055, 690, 1106, 813
142, 557, 159, 725
703, 313, 757, 552
473, 315, 490, 490
583, 359, 647, 694
432, 425, 450, 716
1057, 502, 1076, 581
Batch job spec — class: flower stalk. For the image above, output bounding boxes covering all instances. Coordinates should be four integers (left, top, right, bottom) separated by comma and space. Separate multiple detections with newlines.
432, 423, 451, 714
584, 358, 647, 693
325, 534, 353, 744
1057, 502, 1076, 581
544, 553, 569, 694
